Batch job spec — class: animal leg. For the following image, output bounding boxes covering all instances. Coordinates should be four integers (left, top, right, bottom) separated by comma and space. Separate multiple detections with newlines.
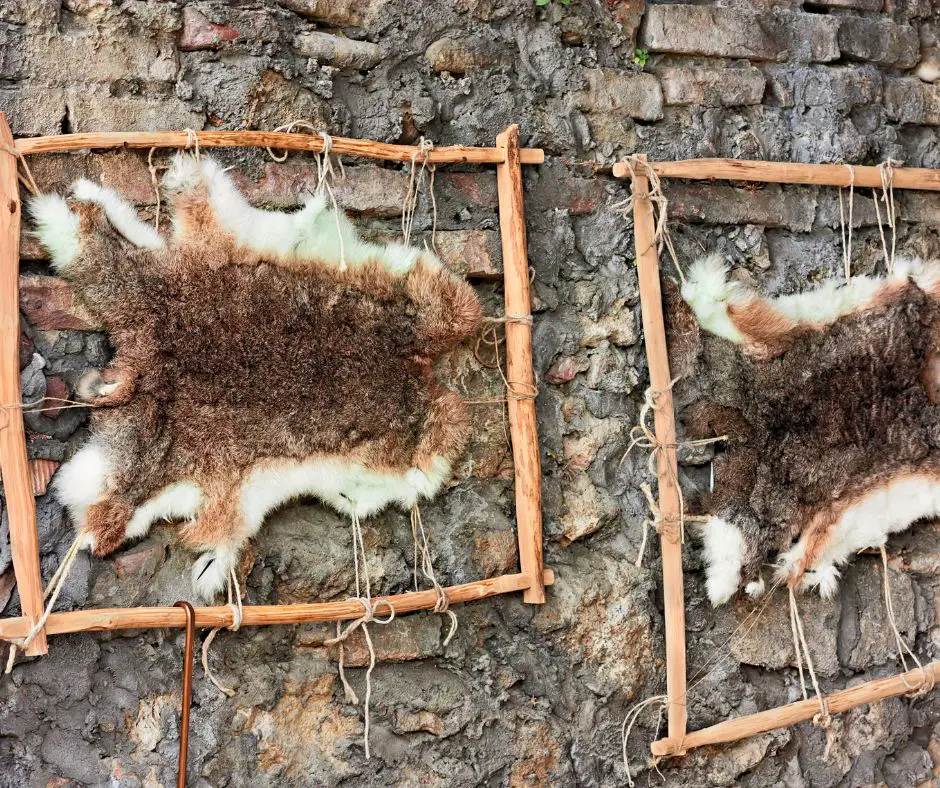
71, 179, 165, 250
181, 483, 247, 600
83, 494, 134, 556
407, 385, 470, 500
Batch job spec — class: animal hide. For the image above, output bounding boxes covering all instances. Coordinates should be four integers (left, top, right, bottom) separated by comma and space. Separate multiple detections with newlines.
29, 155, 482, 599
666, 255, 940, 606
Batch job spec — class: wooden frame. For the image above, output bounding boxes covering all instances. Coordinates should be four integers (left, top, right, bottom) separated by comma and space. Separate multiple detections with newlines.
0, 116, 551, 655
612, 155, 940, 758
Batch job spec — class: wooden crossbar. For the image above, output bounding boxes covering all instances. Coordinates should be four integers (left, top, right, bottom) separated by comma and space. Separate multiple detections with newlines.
0, 120, 547, 659
614, 154, 940, 761
16, 130, 544, 165
613, 157, 940, 191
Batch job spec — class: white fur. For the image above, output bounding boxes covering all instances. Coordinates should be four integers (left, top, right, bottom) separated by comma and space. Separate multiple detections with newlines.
28, 194, 81, 270
744, 576, 766, 599
683, 255, 940, 345
163, 155, 436, 275
700, 515, 745, 606
239, 455, 452, 533
52, 440, 112, 549
192, 544, 238, 601
125, 482, 204, 541
72, 178, 165, 250
775, 475, 940, 597
681, 255, 747, 343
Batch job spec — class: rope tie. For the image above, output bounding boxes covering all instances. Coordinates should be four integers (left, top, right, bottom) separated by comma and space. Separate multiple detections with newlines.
200, 566, 244, 697
620, 381, 725, 552
1, 396, 97, 415
1, 141, 41, 197
324, 511, 395, 760
612, 155, 686, 284
402, 137, 434, 247
621, 694, 667, 787
183, 129, 200, 160
879, 545, 934, 697
788, 587, 831, 733
468, 316, 538, 404
4, 535, 83, 673
147, 147, 162, 232
410, 503, 458, 645
873, 158, 901, 274
838, 164, 855, 282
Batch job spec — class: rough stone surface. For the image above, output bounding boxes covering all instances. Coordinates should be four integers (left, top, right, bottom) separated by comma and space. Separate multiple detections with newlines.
658, 66, 767, 108
2, 1, 940, 786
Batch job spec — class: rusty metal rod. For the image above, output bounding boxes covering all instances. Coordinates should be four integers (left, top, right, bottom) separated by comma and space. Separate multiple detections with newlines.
174, 601, 195, 788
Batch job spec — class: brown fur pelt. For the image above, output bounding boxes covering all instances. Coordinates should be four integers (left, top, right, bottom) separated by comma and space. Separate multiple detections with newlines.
666, 255, 940, 605
30, 155, 482, 598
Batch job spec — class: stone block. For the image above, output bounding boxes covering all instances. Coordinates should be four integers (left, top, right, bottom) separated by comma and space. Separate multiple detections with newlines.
658, 66, 766, 107
837, 16, 920, 68
245, 70, 331, 133
664, 183, 817, 231
809, 0, 882, 8
433, 230, 503, 279
0, 86, 66, 137
295, 31, 381, 69
34, 28, 179, 84
179, 6, 239, 51
276, 0, 389, 27
574, 68, 663, 122
0, 23, 26, 79
639, 5, 839, 63
762, 64, 882, 112
425, 37, 496, 74
66, 90, 205, 133
885, 78, 940, 125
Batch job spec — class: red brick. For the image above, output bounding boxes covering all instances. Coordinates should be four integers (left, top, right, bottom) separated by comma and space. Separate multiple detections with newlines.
42, 376, 69, 420
179, 7, 239, 52
19, 275, 97, 331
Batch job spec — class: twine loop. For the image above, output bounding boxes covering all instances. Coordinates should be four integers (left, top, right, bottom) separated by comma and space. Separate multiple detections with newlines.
873, 158, 902, 274
201, 566, 244, 697
402, 136, 437, 250
838, 164, 856, 282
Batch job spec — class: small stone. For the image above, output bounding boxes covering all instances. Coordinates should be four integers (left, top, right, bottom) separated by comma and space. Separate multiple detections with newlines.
294, 31, 381, 70
425, 37, 495, 74
658, 66, 766, 107
41, 376, 69, 420
19, 276, 97, 331
114, 542, 165, 584
545, 356, 584, 384
326, 615, 444, 667
276, 0, 389, 27
885, 78, 940, 125
916, 47, 940, 84
574, 68, 663, 122
837, 16, 920, 69
433, 230, 503, 279
245, 70, 331, 133
179, 7, 239, 51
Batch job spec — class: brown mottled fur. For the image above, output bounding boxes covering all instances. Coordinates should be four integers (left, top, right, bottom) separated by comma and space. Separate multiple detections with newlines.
665, 276, 940, 590
59, 190, 481, 560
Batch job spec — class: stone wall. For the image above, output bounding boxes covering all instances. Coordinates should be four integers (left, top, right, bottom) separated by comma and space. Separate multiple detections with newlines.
1, 1, 940, 786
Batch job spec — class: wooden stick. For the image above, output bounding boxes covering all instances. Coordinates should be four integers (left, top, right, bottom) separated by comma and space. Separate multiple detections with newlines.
0, 113, 47, 656
16, 131, 544, 166
0, 570, 555, 639
652, 659, 940, 757
631, 154, 687, 741
496, 125, 545, 605
612, 157, 940, 191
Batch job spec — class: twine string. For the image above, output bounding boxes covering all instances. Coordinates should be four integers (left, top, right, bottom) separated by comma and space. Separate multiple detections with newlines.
402, 137, 434, 246
201, 566, 244, 698
613, 155, 686, 284
323, 511, 395, 760
788, 587, 831, 729
838, 164, 855, 282
5, 535, 83, 674
0, 142, 41, 197
873, 158, 902, 274
410, 503, 458, 646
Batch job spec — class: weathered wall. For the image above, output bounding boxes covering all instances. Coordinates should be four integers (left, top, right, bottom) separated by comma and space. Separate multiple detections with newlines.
2, 1, 940, 786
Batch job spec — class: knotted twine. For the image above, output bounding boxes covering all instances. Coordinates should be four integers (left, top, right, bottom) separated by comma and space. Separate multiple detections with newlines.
873, 158, 902, 275
200, 566, 244, 697
838, 164, 856, 282
613, 155, 687, 285
324, 512, 396, 760
402, 137, 437, 252
410, 503, 458, 645
620, 380, 726, 559
4, 535, 83, 673
147, 127, 202, 232
879, 545, 934, 697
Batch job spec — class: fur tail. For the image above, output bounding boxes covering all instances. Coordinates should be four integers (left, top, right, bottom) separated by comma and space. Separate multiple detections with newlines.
28, 194, 81, 271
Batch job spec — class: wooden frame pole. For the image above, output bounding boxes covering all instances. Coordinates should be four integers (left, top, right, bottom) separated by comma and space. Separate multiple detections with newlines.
0, 570, 554, 639
16, 131, 544, 166
630, 155, 687, 743
496, 125, 545, 604
0, 113, 47, 656
652, 660, 940, 757
612, 157, 940, 191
